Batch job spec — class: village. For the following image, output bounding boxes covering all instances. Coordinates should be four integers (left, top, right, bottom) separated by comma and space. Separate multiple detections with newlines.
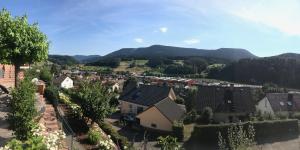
1, 2, 300, 150
1, 61, 300, 150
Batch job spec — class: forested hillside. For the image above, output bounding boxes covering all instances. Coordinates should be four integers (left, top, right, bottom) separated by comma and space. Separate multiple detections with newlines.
209, 55, 300, 88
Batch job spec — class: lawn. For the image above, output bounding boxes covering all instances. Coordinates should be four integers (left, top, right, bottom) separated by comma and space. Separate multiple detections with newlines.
113, 60, 150, 74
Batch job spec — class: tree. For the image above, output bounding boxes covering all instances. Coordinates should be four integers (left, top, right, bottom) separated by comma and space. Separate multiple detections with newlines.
0, 9, 49, 86
8, 78, 37, 140
39, 67, 52, 84
74, 81, 114, 124
218, 123, 256, 150
157, 136, 181, 150
201, 107, 213, 124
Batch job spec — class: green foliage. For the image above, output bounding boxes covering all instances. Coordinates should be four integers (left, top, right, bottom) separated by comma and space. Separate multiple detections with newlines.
99, 122, 129, 150
218, 123, 256, 150
164, 64, 194, 75
211, 57, 300, 89
5, 136, 47, 150
39, 67, 52, 84
174, 97, 184, 104
88, 58, 121, 68
157, 136, 181, 150
172, 121, 184, 141
187, 120, 298, 145
275, 112, 289, 120
87, 129, 101, 145
184, 57, 208, 73
24, 136, 47, 150
44, 84, 59, 105
200, 107, 213, 124
5, 139, 23, 150
8, 79, 37, 140
183, 89, 197, 112
183, 109, 200, 124
48, 55, 78, 65
0, 9, 49, 85
73, 81, 114, 123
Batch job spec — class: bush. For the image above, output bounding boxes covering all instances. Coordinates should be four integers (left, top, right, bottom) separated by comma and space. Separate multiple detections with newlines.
276, 112, 289, 120
39, 67, 52, 84
200, 107, 213, 124
172, 121, 184, 141
99, 122, 129, 150
8, 79, 37, 140
44, 85, 59, 105
183, 109, 200, 124
87, 129, 101, 145
157, 136, 181, 150
5, 136, 47, 150
187, 120, 299, 145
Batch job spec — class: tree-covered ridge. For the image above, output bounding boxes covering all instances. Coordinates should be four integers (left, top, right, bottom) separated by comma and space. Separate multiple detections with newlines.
105, 45, 257, 61
209, 55, 300, 89
48, 55, 79, 65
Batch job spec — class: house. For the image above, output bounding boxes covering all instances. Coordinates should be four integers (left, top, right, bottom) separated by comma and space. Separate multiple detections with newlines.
119, 84, 185, 131
137, 98, 185, 131
195, 84, 258, 123
53, 76, 73, 89
32, 78, 46, 95
0, 64, 15, 89
256, 93, 300, 115
0, 64, 27, 89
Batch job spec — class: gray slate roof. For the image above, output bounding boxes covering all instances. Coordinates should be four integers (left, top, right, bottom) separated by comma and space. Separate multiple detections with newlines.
120, 85, 172, 106
195, 85, 256, 113
266, 93, 300, 112
154, 98, 186, 122
53, 75, 68, 85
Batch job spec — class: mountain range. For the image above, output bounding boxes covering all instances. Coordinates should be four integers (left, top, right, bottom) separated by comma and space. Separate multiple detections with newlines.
49, 45, 259, 64
105, 45, 257, 61
49, 45, 300, 65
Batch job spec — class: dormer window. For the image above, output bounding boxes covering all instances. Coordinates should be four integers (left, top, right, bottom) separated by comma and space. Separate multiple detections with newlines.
287, 101, 292, 106
227, 100, 232, 104
280, 102, 284, 106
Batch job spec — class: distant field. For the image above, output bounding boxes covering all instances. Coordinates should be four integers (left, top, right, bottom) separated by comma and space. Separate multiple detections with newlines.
113, 60, 150, 74
174, 60, 184, 65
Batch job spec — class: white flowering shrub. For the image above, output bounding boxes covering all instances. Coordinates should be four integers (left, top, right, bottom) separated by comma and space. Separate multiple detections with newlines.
98, 135, 115, 150
0, 122, 67, 150
59, 92, 83, 118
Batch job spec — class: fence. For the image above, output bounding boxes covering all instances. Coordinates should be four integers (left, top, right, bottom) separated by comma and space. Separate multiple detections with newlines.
53, 99, 76, 150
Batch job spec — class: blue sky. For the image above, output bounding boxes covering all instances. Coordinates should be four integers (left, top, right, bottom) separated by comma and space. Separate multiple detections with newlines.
1, 0, 300, 57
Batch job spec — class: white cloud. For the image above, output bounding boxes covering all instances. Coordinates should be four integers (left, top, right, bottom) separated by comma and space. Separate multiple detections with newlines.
159, 27, 168, 33
183, 39, 200, 45
134, 38, 144, 43
172, 0, 300, 36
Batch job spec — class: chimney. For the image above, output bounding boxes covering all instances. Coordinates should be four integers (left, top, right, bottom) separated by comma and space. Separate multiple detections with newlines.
230, 84, 234, 91
288, 93, 293, 102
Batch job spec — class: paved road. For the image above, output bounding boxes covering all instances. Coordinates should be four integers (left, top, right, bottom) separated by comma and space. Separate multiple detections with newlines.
0, 94, 13, 146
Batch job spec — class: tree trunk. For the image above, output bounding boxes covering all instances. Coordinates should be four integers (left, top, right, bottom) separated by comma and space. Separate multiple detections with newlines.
14, 64, 20, 88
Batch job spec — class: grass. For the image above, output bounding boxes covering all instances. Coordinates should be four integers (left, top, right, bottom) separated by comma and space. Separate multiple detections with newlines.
184, 123, 195, 141
113, 60, 150, 74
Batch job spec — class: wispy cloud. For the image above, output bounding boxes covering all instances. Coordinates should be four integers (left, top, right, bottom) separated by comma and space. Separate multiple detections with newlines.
183, 38, 200, 45
159, 27, 168, 33
134, 38, 144, 43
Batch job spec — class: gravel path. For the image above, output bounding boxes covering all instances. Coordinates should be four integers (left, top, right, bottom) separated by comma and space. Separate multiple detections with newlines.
0, 94, 13, 146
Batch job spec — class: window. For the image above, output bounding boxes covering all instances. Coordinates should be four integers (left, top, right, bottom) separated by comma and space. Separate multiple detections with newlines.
227, 100, 232, 104
129, 104, 133, 113
151, 123, 157, 128
287, 101, 292, 106
280, 102, 284, 106
137, 106, 144, 114
0, 69, 4, 78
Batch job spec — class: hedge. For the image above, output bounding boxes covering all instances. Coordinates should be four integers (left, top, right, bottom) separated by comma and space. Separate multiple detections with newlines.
172, 121, 184, 141
98, 122, 130, 150
187, 119, 299, 144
